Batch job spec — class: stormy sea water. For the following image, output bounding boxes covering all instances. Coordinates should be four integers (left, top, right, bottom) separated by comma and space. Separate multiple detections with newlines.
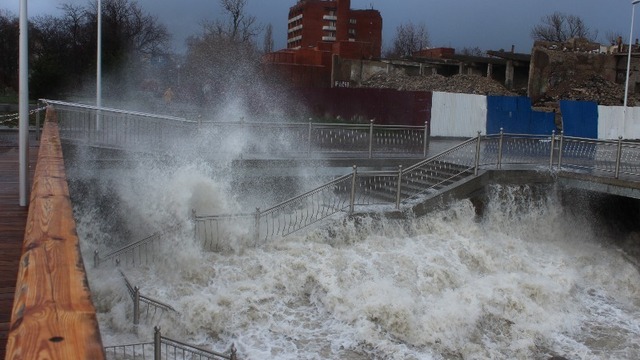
68, 159, 640, 360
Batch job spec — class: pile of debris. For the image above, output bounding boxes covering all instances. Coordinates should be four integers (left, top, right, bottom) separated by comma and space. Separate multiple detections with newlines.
536, 73, 632, 107
360, 72, 516, 96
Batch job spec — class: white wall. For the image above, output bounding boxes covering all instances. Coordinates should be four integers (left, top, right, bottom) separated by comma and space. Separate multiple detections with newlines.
431, 92, 487, 137
598, 106, 640, 140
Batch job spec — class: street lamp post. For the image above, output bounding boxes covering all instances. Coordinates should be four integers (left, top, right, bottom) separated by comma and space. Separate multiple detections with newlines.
624, 0, 640, 108
18, 0, 28, 206
96, 0, 102, 130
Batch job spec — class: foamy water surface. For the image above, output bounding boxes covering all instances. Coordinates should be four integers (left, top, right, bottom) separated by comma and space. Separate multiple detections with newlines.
75, 166, 640, 360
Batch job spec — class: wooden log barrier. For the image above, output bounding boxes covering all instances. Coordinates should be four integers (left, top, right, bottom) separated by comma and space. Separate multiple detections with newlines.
5, 107, 104, 359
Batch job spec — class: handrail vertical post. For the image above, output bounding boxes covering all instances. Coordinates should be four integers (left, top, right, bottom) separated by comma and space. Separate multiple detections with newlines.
133, 286, 140, 325
36, 100, 41, 141
191, 209, 197, 240
549, 130, 556, 170
615, 136, 623, 179
368, 119, 374, 159
254, 208, 260, 245
93, 250, 99, 268
497, 128, 504, 169
558, 131, 564, 168
474, 131, 481, 176
395, 165, 403, 209
423, 120, 429, 157
154, 327, 161, 360
229, 343, 237, 360
350, 165, 357, 214
307, 120, 312, 157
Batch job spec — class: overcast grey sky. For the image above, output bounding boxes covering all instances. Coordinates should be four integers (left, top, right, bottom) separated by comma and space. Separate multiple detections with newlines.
2, 0, 635, 54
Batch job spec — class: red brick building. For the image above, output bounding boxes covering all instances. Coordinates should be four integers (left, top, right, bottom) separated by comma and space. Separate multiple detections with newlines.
263, 0, 382, 87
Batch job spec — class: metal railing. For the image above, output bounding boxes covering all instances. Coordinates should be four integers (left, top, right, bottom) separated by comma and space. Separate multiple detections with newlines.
94, 233, 163, 268
43, 99, 430, 158
43, 99, 197, 153
83, 129, 640, 253
121, 271, 177, 325
195, 174, 354, 248
104, 327, 236, 360
555, 133, 640, 178
94, 226, 182, 268
194, 130, 640, 247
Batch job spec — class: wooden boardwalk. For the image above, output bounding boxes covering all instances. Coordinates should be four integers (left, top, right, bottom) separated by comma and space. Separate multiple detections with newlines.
0, 130, 38, 360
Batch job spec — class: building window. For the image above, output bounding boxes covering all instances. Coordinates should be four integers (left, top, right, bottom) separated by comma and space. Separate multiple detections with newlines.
349, 18, 357, 25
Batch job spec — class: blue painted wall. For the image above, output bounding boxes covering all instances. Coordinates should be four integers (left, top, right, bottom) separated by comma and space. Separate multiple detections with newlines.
560, 100, 598, 139
487, 96, 556, 135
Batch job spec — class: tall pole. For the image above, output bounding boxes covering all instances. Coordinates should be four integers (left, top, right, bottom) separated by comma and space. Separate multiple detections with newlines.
96, 0, 102, 126
18, 0, 29, 207
624, 1, 640, 108
624, 0, 640, 138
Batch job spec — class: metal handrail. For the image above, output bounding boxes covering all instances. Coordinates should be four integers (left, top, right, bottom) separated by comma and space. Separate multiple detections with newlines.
159, 335, 234, 360
94, 233, 161, 268
41, 99, 196, 123
47, 100, 430, 158
104, 327, 236, 360
194, 132, 640, 247
404, 136, 478, 173
104, 341, 154, 360
195, 173, 354, 247
121, 271, 176, 325
94, 225, 182, 268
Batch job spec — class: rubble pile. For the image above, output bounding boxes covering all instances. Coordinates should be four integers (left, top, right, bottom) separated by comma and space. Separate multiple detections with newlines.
537, 74, 631, 106
360, 68, 639, 106
360, 72, 515, 96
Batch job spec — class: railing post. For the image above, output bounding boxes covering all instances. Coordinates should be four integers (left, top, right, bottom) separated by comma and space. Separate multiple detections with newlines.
615, 136, 623, 179
557, 131, 564, 169
192, 209, 197, 240
350, 165, 357, 214
154, 326, 161, 360
368, 119, 374, 159
230, 343, 237, 360
497, 128, 504, 169
254, 208, 260, 245
93, 250, 99, 268
423, 120, 429, 157
36, 100, 41, 141
133, 286, 140, 325
549, 130, 556, 170
474, 131, 481, 176
307, 120, 313, 157
395, 165, 403, 209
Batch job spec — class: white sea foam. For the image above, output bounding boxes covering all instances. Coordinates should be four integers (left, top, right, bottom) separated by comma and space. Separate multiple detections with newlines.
76, 179, 640, 360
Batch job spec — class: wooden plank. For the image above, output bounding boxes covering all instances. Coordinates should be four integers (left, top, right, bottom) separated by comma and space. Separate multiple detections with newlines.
0, 138, 32, 360
5, 108, 105, 360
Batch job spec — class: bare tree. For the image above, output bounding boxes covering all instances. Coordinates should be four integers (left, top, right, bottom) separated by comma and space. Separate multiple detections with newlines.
387, 21, 430, 58
531, 12, 597, 42
263, 23, 274, 53
0, 10, 19, 92
183, 0, 264, 108
208, 0, 262, 43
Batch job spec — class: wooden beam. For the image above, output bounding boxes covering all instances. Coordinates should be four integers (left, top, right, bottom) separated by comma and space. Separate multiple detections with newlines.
5, 107, 104, 359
